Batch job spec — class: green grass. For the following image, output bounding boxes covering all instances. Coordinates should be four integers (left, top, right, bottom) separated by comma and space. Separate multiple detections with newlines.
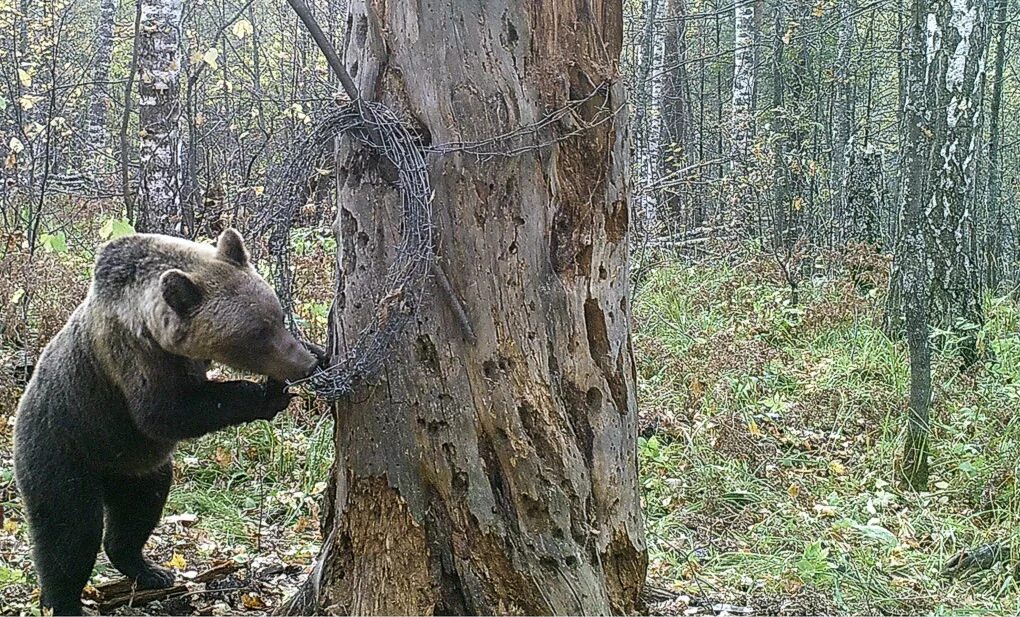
634, 257, 1020, 614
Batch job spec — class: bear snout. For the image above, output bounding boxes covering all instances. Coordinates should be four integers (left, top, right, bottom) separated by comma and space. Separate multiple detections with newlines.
266, 337, 319, 382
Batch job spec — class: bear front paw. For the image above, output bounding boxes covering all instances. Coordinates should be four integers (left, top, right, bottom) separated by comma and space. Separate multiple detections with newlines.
256, 379, 294, 420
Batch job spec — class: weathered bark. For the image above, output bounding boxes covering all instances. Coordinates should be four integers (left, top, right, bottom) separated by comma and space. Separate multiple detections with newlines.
136, 0, 183, 234
289, 0, 646, 614
926, 0, 990, 367
85, 0, 118, 175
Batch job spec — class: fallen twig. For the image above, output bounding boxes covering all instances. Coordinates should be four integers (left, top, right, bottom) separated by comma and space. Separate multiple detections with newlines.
91, 561, 242, 611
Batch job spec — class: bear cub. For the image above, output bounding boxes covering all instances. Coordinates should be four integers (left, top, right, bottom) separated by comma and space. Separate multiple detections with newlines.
14, 229, 323, 615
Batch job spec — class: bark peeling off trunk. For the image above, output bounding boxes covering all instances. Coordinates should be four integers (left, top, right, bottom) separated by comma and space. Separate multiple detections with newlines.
306, 0, 646, 614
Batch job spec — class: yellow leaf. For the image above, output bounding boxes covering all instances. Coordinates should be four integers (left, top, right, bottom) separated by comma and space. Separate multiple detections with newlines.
17, 68, 31, 87
252, 185, 265, 196
165, 553, 187, 570
231, 18, 253, 39
3, 518, 19, 534
788, 484, 800, 499
202, 47, 219, 70
748, 419, 762, 436
241, 593, 266, 610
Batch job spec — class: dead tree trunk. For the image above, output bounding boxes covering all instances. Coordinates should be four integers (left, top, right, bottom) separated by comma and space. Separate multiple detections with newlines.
287, 0, 646, 613
136, 0, 183, 234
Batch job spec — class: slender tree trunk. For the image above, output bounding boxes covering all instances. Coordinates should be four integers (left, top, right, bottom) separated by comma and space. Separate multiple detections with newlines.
831, 0, 856, 246
730, 0, 756, 173
729, 0, 757, 221
635, 0, 660, 232
983, 0, 1008, 288
136, 0, 184, 234
85, 0, 118, 175
286, 0, 646, 613
896, 0, 936, 491
120, 0, 143, 220
658, 0, 691, 224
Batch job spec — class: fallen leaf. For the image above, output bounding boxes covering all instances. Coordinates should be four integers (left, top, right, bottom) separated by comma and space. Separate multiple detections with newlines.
165, 553, 187, 570
241, 593, 266, 610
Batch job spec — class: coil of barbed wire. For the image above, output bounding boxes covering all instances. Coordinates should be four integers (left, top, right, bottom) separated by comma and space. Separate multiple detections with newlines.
254, 100, 433, 401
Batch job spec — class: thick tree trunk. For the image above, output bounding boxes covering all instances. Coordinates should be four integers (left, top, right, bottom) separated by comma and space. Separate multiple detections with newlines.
926, 0, 990, 367
136, 0, 183, 234
85, 0, 118, 175
292, 0, 646, 614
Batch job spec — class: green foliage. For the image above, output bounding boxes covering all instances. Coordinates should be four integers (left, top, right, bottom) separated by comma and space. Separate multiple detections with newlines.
98, 217, 135, 241
39, 231, 66, 254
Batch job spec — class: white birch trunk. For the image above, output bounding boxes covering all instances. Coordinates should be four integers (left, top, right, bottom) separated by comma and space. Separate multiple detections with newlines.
85, 0, 118, 175
136, 0, 183, 234
730, 1, 756, 177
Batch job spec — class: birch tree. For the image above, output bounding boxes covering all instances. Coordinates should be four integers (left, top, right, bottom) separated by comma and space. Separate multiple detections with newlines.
730, 0, 756, 179
136, 0, 184, 235
896, 0, 936, 491
895, 0, 991, 490
85, 0, 118, 175
926, 0, 990, 367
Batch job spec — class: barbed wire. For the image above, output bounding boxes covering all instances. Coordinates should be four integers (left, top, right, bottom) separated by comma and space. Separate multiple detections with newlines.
254, 100, 433, 401
251, 71, 617, 402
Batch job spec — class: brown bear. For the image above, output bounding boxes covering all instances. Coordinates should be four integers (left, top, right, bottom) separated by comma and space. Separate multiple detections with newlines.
13, 229, 323, 615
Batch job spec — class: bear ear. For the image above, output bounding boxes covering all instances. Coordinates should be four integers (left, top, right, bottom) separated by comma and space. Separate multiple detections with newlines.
216, 228, 249, 266
160, 269, 204, 317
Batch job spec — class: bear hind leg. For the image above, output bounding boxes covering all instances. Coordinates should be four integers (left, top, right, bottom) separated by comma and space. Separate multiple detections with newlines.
101, 462, 175, 590
19, 462, 104, 615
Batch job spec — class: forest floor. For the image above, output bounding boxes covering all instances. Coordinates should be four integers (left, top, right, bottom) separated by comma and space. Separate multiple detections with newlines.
635, 247, 1019, 615
1, 242, 1018, 615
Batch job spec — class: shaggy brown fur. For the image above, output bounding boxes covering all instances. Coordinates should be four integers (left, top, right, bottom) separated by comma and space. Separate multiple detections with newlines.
14, 229, 321, 615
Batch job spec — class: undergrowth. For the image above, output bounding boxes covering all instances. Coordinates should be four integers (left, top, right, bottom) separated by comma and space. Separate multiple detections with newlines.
634, 250, 1020, 614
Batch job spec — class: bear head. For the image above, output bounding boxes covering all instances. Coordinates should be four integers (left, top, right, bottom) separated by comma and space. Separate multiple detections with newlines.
156, 229, 319, 382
